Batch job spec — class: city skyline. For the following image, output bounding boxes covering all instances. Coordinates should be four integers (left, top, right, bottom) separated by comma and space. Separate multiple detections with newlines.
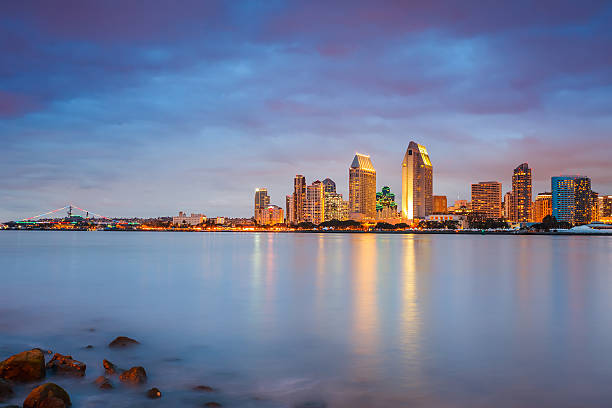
1, 2, 612, 221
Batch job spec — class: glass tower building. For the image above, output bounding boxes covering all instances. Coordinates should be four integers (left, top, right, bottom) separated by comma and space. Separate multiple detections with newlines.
349, 153, 377, 220
552, 175, 592, 224
401, 141, 433, 220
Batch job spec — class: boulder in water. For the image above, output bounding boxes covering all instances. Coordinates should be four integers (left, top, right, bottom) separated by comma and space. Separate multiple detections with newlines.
193, 385, 215, 392
45, 354, 86, 377
23, 383, 71, 408
108, 337, 140, 348
94, 376, 113, 390
0, 349, 46, 382
119, 367, 147, 385
102, 359, 123, 376
146, 387, 162, 399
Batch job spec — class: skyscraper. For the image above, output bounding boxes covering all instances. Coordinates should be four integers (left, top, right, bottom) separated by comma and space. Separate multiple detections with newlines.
401, 141, 433, 220
512, 163, 532, 222
324, 192, 348, 221
552, 175, 592, 224
322, 178, 336, 194
599, 195, 612, 219
533, 192, 552, 223
293, 175, 306, 224
305, 180, 325, 224
471, 181, 502, 219
285, 194, 294, 224
433, 195, 447, 214
254, 188, 270, 224
503, 191, 513, 220
349, 153, 377, 220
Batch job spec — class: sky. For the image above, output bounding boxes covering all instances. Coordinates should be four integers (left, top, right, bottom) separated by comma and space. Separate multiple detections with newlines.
1, 0, 612, 221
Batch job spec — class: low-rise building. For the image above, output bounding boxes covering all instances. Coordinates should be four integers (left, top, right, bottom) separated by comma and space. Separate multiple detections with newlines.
172, 211, 206, 226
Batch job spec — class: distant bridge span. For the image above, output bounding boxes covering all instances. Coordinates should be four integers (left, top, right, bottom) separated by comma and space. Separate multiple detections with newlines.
21, 204, 112, 222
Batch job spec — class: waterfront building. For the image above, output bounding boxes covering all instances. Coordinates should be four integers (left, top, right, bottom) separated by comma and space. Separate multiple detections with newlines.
471, 181, 502, 219
376, 186, 400, 220
349, 153, 377, 221
512, 163, 532, 222
427, 214, 468, 229
254, 188, 270, 224
257, 205, 284, 225
552, 175, 592, 224
286, 194, 295, 224
503, 192, 513, 220
599, 195, 612, 219
433, 195, 447, 214
591, 191, 599, 222
324, 192, 349, 221
305, 180, 325, 224
293, 175, 306, 224
401, 141, 433, 220
322, 178, 336, 194
533, 192, 552, 223
172, 211, 206, 226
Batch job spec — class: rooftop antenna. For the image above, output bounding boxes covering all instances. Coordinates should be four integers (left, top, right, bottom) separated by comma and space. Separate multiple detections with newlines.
68, 205, 73, 218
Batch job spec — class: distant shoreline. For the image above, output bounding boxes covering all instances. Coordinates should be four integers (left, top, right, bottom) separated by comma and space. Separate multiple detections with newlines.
2, 229, 611, 236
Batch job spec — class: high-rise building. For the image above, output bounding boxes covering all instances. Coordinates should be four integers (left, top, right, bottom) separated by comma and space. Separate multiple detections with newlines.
591, 191, 599, 222
533, 192, 552, 223
324, 192, 349, 221
512, 163, 532, 222
322, 178, 336, 194
471, 181, 502, 219
260, 205, 284, 225
285, 194, 294, 224
503, 192, 513, 220
349, 153, 377, 220
599, 195, 612, 219
433, 195, 447, 214
293, 175, 306, 224
305, 180, 325, 224
552, 175, 592, 224
376, 186, 399, 220
401, 141, 433, 220
254, 188, 270, 224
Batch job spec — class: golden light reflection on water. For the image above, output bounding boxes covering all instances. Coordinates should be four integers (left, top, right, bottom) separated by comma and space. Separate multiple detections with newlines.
400, 235, 421, 358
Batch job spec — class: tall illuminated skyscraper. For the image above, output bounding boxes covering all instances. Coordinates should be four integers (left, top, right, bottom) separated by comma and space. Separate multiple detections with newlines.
305, 180, 325, 224
254, 188, 270, 224
349, 153, 377, 220
293, 175, 306, 224
552, 175, 592, 224
512, 163, 532, 222
401, 141, 433, 220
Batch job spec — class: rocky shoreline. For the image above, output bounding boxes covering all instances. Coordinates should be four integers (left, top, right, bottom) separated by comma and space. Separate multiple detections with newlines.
0, 337, 223, 408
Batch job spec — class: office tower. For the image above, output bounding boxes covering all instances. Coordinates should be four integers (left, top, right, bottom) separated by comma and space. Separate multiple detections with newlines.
254, 188, 270, 224
552, 175, 592, 224
376, 186, 399, 220
349, 153, 377, 220
293, 175, 306, 223
401, 141, 433, 219
324, 192, 348, 221
286, 194, 294, 224
512, 163, 532, 222
471, 181, 502, 219
503, 192, 513, 220
533, 192, 552, 222
433, 195, 447, 214
305, 180, 325, 224
322, 178, 336, 194
591, 191, 599, 222
599, 195, 612, 219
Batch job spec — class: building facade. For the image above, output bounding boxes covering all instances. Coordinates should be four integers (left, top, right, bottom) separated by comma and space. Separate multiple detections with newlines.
376, 186, 400, 220
433, 195, 447, 214
172, 211, 206, 226
324, 192, 349, 221
260, 205, 284, 225
401, 141, 433, 220
512, 163, 532, 222
533, 192, 552, 223
349, 153, 377, 221
285, 194, 294, 225
305, 180, 325, 224
254, 188, 270, 224
599, 195, 612, 219
322, 178, 336, 194
552, 175, 592, 224
503, 191, 513, 220
292, 175, 306, 224
471, 181, 502, 219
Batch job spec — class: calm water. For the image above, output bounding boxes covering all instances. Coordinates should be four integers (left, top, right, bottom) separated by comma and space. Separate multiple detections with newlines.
2, 231, 612, 407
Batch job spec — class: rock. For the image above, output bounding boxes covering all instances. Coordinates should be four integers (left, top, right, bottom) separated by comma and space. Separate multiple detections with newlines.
0, 378, 14, 401
94, 376, 113, 390
45, 354, 86, 377
146, 387, 162, 399
84, 345, 94, 350
193, 385, 215, 392
119, 367, 147, 385
0, 349, 46, 382
108, 336, 140, 348
102, 360, 123, 376
23, 383, 71, 408
204, 403, 222, 407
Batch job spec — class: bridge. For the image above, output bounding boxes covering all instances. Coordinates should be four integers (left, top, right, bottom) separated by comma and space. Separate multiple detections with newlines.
19, 204, 112, 223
